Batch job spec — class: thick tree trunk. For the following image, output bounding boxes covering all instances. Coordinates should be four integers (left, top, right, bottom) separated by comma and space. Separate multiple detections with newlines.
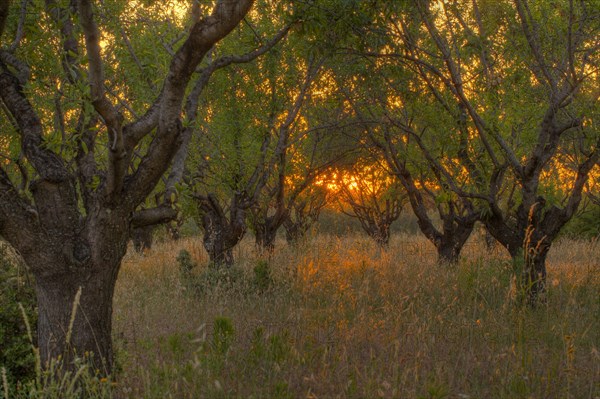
30, 208, 129, 373
36, 268, 116, 372
509, 241, 549, 306
201, 212, 244, 267
524, 249, 548, 305
484, 206, 551, 305
436, 241, 461, 265
284, 222, 302, 244
284, 220, 311, 244
370, 225, 391, 248
207, 246, 234, 266
254, 223, 277, 252
435, 222, 474, 264
203, 228, 235, 266
251, 207, 288, 253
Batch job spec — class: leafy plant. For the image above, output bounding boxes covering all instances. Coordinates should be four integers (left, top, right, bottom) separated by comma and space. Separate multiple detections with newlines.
176, 249, 197, 278
213, 317, 235, 356
0, 245, 37, 387
561, 206, 600, 239
252, 260, 274, 292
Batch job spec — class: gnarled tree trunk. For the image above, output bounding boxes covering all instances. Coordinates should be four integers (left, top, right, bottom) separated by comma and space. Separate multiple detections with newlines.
283, 192, 327, 244
26, 204, 130, 371
434, 215, 476, 264
484, 200, 564, 305
198, 194, 246, 267
252, 217, 280, 252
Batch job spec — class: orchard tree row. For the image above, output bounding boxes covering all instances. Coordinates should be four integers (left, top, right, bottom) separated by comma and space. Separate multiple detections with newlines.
0, 0, 598, 375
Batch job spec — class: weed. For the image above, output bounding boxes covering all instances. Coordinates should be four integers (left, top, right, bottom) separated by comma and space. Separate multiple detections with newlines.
252, 260, 273, 292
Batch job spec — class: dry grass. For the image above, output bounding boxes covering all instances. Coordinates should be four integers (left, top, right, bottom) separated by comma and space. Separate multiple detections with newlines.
112, 233, 599, 398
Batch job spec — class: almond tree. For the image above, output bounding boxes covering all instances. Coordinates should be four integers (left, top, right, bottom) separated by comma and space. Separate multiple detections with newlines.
334, 57, 480, 263
334, 158, 405, 248
0, 0, 256, 372
283, 183, 328, 244
245, 57, 325, 251
381, 0, 599, 303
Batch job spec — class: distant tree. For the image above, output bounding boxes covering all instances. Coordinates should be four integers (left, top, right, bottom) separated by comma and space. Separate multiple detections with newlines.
332, 50, 479, 263
283, 183, 328, 244
246, 57, 325, 251
334, 158, 405, 248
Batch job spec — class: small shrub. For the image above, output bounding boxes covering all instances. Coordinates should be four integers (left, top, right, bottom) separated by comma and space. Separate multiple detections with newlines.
176, 249, 197, 277
252, 260, 273, 292
213, 317, 235, 356
195, 266, 244, 294
177, 249, 248, 294
561, 206, 600, 239
3, 356, 114, 399
0, 244, 37, 387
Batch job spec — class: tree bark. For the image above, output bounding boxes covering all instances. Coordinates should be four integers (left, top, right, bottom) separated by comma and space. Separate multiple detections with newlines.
435, 221, 474, 264
201, 219, 242, 267
199, 195, 246, 267
484, 201, 554, 305
284, 219, 311, 244
368, 222, 391, 248
31, 208, 129, 371
253, 220, 278, 252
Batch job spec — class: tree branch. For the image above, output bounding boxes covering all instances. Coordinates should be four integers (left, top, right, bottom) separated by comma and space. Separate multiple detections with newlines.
0, 68, 69, 182
514, 0, 557, 89
0, 0, 9, 43
0, 166, 44, 264
45, 0, 81, 83
124, 0, 255, 208
78, 0, 125, 203
130, 205, 178, 228
7, 0, 28, 52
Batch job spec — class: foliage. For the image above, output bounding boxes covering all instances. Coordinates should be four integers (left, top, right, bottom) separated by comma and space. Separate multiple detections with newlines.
212, 317, 235, 356
561, 205, 600, 239
176, 249, 197, 278
1, 356, 114, 399
177, 248, 246, 294
0, 244, 36, 388
252, 260, 274, 292
0, 249, 119, 399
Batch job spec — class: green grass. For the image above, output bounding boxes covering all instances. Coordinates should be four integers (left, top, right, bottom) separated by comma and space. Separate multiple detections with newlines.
3, 233, 599, 398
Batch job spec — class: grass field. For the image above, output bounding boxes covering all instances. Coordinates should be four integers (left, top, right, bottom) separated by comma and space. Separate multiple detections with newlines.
104, 233, 599, 398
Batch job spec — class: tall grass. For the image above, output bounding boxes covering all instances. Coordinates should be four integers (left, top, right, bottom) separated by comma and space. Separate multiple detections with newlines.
1, 300, 114, 399
108, 233, 599, 398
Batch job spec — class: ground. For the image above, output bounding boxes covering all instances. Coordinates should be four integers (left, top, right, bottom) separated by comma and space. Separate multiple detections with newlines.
108, 233, 599, 399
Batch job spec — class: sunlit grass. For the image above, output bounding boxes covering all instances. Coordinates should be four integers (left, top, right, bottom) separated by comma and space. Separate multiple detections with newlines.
108, 233, 599, 398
